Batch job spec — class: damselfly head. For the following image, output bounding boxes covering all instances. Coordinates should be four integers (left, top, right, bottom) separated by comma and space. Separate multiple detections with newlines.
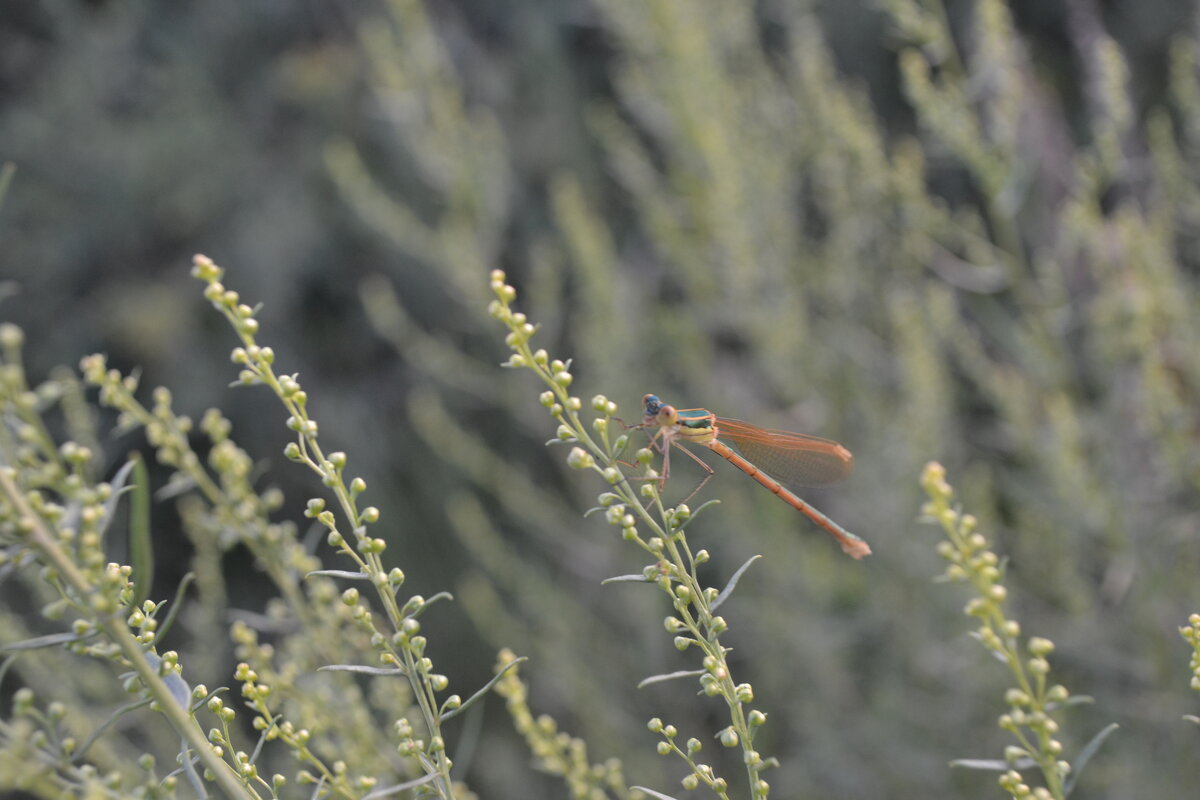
641, 394, 677, 427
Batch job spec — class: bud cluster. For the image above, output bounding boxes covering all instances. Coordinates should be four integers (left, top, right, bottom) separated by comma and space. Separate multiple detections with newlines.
921, 461, 1076, 800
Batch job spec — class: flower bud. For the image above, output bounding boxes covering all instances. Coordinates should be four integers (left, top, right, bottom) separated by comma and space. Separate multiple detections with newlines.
567, 448, 595, 470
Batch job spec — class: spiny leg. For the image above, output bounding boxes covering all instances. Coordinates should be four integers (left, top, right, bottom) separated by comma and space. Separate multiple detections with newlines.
628, 432, 681, 492
669, 442, 714, 506
657, 436, 673, 491
611, 416, 649, 431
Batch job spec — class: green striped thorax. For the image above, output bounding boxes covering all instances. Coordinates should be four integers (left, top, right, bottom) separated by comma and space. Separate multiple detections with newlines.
642, 393, 718, 445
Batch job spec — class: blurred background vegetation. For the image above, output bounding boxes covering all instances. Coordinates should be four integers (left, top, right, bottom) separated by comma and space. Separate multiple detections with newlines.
3, 0, 1200, 797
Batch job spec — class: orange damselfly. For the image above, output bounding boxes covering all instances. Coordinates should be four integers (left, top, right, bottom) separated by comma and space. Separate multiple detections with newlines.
641, 394, 870, 559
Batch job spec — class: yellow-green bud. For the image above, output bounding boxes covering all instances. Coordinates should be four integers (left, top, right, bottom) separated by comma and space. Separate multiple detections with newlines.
1028, 637, 1054, 656
566, 448, 595, 469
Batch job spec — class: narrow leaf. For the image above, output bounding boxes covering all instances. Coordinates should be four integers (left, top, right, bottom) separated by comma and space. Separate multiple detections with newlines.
967, 631, 1010, 663
179, 739, 208, 799
306, 569, 370, 581
0, 631, 89, 652
637, 669, 705, 689
73, 698, 153, 760
711, 555, 762, 612
318, 664, 407, 676
601, 574, 651, 585
191, 686, 228, 713
129, 453, 154, 606
113, 414, 143, 437
0, 654, 17, 687
440, 656, 527, 722
157, 573, 195, 639
248, 714, 279, 766
105, 458, 138, 503
227, 608, 297, 633
307, 773, 329, 800
671, 499, 721, 534
155, 475, 197, 501
1064, 723, 1119, 796
950, 758, 1033, 771
629, 787, 680, 800
362, 773, 440, 799
409, 591, 454, 618
450, 689, 485, 775
98, 459, 138, 547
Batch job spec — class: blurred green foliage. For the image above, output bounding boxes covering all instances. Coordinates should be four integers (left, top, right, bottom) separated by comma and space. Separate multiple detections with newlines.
3, 0, 1200, 797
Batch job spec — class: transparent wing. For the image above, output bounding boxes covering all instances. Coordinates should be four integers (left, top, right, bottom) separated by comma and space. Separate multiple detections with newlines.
714, 417, 853, 489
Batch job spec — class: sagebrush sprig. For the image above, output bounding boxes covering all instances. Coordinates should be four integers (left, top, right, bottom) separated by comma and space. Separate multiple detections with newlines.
222, 621, 364, 797
488, 270, 774, 799
77, 356, 317, 613
646, 717, 731, 798
492, 649, 632, 799
189, 254, 463, 798
0, 324, 70, 485
1, 686, 169, 796
81, 317, 419, 793
230, 661, 353, 797
0, 377, 255, 796
920, 461, 1114, 800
